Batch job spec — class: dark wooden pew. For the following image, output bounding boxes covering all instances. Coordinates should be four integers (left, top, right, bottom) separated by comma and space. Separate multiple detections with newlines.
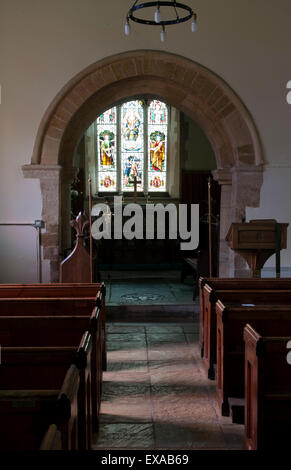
244, 324, 291, 450
198, 277, 291, 358
0, 282, 107, 371
0, 332, 92, 450
0, 295, 106, 373
0, 364, 79, 450
202, 286, 291, 379
0, 309, 102, 431
0, 282, 106, 298
0, 297, 97, 315
216, 302, 291, 418
40, 424, 62, 450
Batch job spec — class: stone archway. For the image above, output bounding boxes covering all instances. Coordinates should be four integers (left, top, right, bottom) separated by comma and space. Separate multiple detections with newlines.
23, 50, 264, 282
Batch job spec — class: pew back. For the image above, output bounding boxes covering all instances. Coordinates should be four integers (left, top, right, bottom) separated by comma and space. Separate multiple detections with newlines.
0, 282, 105, 298
0, 332, 92, 450
202, 287, 291, 379
0, 364, 79, 450
199, 276, 291, 357
40, 424, 62, 450
0, 297, 97, 315
216, 301, 291, 416
0, 282, 107, 371
244, 324, 291, 450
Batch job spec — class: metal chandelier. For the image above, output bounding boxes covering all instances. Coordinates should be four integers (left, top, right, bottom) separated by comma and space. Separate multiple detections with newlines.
124, 1, 198, 42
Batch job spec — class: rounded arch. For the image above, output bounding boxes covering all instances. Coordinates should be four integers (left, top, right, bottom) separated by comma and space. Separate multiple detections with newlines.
23, 50, 264, 281
31, 50, 263, 168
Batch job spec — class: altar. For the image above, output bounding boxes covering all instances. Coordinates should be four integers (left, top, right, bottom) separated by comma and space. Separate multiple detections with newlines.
94, 199, 182, 269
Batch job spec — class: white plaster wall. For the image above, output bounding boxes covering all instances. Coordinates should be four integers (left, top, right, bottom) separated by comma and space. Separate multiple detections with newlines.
246, 166, 291, 271
0, 226, 38, 282
1, 0, 291, 281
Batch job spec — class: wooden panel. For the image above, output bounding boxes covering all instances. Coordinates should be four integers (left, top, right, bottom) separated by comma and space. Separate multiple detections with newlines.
244, 325, 291, 450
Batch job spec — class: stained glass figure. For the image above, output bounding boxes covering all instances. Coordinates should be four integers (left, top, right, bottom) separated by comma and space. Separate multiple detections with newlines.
150, 131, 165, 171
97, 107, 117, 191
148, 100, 168, 192
99, 130, 115, 167
121, 100, 144, 191
122, 155, 143, 190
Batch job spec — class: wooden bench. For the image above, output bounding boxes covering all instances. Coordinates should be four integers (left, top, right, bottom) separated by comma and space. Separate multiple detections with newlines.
202, 285, 291, 379
0, 306, 102, 431
0, 364, 79, 450
244, 324, 291, 449
0, 282, 106, 297
0, 282, 107, 371
0, 295, 106, 373
0, 297, 97, 315
0, 332, 93, 450
216, 302, 291, 418
40, 424, 62, 450
0, 308, 102, 432
198, 277, 291, 357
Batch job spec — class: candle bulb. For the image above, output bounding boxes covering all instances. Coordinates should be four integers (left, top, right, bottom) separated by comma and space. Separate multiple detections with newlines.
125, 19, 131, 36
154, 7, 161, 23
191, 15, 197, 32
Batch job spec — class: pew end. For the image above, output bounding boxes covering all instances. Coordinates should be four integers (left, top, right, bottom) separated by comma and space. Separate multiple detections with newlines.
244, 323, 291, 450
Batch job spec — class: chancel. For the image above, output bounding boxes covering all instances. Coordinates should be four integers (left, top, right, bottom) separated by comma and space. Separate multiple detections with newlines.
1, 0, 291, 453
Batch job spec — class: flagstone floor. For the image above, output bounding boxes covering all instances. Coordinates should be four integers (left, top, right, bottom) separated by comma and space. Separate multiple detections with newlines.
92, 320, 244, 450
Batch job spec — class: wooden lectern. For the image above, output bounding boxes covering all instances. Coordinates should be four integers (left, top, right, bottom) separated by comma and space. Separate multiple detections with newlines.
226, 219, 288, 277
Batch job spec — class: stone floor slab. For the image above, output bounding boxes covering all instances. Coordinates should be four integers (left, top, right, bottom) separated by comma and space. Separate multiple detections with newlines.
93, 423, 155, 449
107, 361, 148, 373
94, 320, 244, 450
154, 422, 226, 449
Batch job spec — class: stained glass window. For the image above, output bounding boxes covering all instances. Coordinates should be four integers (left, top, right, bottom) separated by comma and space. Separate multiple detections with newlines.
96, 100, 168, 194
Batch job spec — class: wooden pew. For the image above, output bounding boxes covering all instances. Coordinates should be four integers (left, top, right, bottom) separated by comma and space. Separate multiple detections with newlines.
40, 424, 62, 450
0, 295, 106, 373
0, 282, 106, 297
202, 286, 291, 379
0, 282, 107, 371
0, 297, 97, 315
0, 332, 93, 450
216, 302, 291, 418
0, 364, 79, 450
198, 277, 291, 358
244, 324, 291, 450
0, 308, 102, 431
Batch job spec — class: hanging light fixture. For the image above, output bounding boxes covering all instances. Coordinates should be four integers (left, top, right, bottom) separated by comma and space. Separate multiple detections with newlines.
124, 1, 198, 42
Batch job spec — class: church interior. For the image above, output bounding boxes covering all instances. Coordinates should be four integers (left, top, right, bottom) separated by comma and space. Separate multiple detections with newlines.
1, 0, 291, 453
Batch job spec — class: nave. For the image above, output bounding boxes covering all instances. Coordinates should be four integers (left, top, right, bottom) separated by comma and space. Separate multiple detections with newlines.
93, 320, 244, 450
1, 273, 291, 451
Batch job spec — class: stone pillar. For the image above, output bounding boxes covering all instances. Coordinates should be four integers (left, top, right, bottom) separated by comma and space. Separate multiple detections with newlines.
212, 169, 233, 277
230, 164, 264, 277
213, 164, 263, 278
23, 164, 62, 282
212, 164, 264, 277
